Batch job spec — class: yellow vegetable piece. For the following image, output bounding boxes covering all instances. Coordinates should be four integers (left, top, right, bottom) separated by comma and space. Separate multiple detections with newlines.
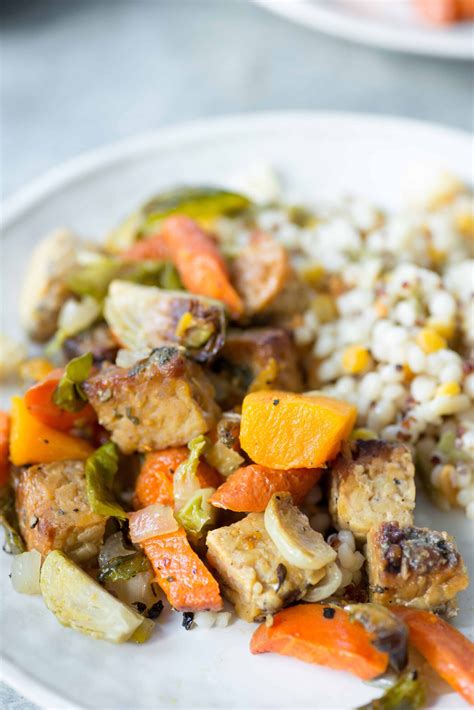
351, 428, 377, 441
300, 263, 325, 287
436, 382, 461, 398
416, 328, 446, 354
240, 390, 357, 470
427, 319, 455, 341
9, 396, 94, 466
342, 345, 371, 375
20, 357, 55, 382
311, 294, 338, 323
455, 212, 474, 239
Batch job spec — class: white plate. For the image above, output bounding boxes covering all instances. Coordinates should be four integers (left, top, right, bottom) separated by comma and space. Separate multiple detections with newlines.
255, 0, 474, 59
1, 112, 473, 710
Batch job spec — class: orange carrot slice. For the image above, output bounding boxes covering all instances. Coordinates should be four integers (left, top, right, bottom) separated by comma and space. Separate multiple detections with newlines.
0, 411, 10, 486
134, 448, 223, 509
392, 607, 474, 704
121, 234, 169, 261
251, 603, 389, 680
240, 391, 357, 470
142, 527, 223, 611
161, 216, 243, 318
24, 369, 96, 432
209, 464, 322, 512
9, 396, 94, 466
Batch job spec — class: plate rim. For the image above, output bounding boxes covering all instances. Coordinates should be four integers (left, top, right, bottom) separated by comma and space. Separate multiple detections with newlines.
1, 109, 472, 710
253, 0, 474, 59
1, 110, 471, 226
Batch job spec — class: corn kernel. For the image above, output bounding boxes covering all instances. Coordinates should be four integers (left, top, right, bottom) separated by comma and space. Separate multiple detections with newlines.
427, 319, 455, 341
300, 263, 325, 287
427, 244, 446, 266
374, 299, 388, 318
342, 345, 371, 374
311, 294, 337, 323
19, 357, 54, 382
455, 212, 474, 239
416, 328, 446, 354
350, 428, 377, 441
436, 381, 461, 398
402, 363, 415, 383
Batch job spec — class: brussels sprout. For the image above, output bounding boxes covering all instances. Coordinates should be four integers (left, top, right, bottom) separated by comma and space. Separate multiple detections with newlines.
40, 550, 145, 643
85, 442, 127, 519
358, 669, 426, 710
175, 487, 217, 536
53, 352, 93, 412
104, 281, 226, 362
105, 186, 252, 253
173, 435, 210, 512
68, 255, 182, 302
0, 487, 25, 555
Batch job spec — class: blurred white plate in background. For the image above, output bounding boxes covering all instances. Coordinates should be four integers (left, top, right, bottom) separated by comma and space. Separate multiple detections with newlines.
255, 0, 474, 59
1, 112, 473, 709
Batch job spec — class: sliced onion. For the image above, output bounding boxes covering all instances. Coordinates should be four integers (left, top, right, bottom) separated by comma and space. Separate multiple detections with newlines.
129, 504, 178, 543
58, 296, 101, 336
205, 441, 244, 477
98, 531, 136, 567
11, 550, 42, 595
303, 562, 342, 603
115, 347, 152, 369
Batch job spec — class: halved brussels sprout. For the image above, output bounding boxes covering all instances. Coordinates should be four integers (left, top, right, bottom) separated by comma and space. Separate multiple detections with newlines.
105, 186, 251, 253
40, 550, 145, 643
104, 281, 226, 362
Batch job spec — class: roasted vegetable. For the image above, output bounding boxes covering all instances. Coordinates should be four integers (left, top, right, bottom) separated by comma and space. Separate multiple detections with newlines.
0, 486, 25, 554
264, 492, 336, 571
344, 603, 408, 672
68, 253, 181, 301
142, 528, 223, 611
19, 229, 79, 342
231, 231, 289, 315
24, 368, 96, 431
173, 435, 210, 511
104, 281, 226, 361
0, 412, 10, 487
160, 216, 244, 318
63, 323, 119, 365
210, 464, 321, 513
392, 607, 474, 705
40, 550, 145, 642
133, 447, 222, 509
357, 669, 426, 710
10, 396, 94, 466
85, 441, 126, 519
10, 550, 42, 594
250, 603, 390, 680
240, 391, 357, 469
175, 487, 217, 536
106, 186, 251, 253
53, 352, 93, 412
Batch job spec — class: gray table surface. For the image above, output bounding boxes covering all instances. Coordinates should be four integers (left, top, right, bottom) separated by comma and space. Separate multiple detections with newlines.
0, 0, 472, 707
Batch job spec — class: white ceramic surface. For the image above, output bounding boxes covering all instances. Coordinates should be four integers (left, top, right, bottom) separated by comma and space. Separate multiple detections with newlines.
255, 0, 474, 59
1, 112, 473, 710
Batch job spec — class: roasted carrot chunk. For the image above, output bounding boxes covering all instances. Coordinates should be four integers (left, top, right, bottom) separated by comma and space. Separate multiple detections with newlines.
209, 464, 322, 513
121, 234, 169, 261
0, 411, 10, 486
9, 396, 94, 466
392, 607, 474, 704
24, 369, 96, 432
142, 527, 223, 611
161, 216, 243, 318
134, 447, 223, 509
250, 603, 389, 680
240, 391, 357, 470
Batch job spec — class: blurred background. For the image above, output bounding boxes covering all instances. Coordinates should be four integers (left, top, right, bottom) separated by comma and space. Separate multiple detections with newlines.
1, 0, 473, 200
0, 1, 472, 707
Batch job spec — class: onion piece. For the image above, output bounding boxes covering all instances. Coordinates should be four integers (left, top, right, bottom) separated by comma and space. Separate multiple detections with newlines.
11, 550, 42, 595
303, 562, 342, 602
129, 504, 178, 543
